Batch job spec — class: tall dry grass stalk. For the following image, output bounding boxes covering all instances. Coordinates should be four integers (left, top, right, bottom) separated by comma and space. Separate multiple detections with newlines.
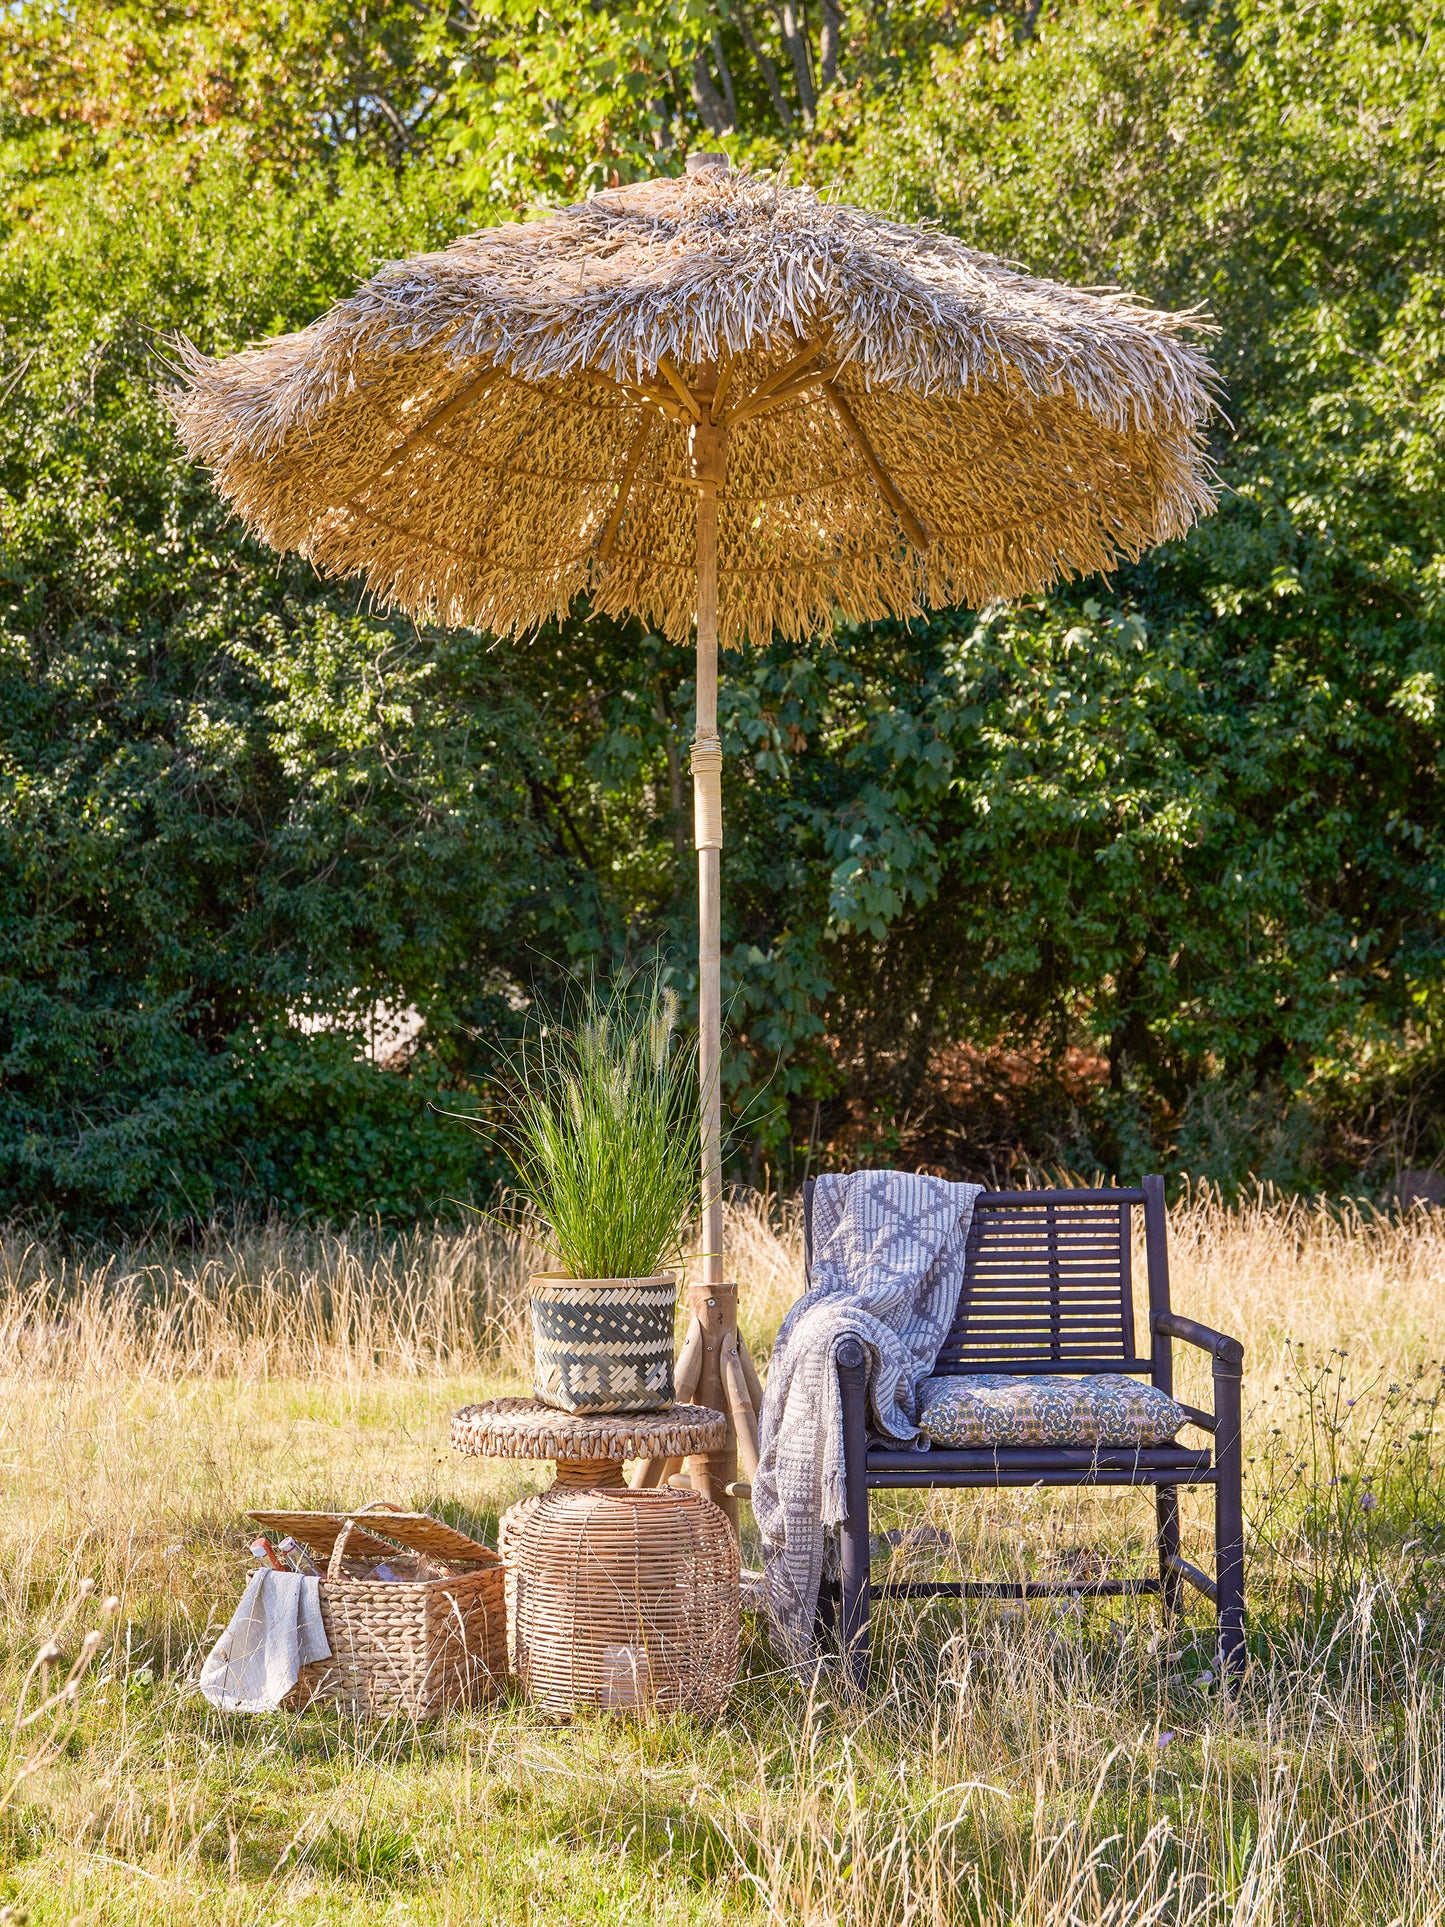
1, 1186, 1444, 1923
0, 1217, 534, 1384
1163, 1179, 1445, 1376
3, 1182, 1437, 1387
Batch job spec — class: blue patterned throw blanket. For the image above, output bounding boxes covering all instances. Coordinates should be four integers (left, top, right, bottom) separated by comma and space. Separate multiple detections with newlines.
753, 1170, 983, 1663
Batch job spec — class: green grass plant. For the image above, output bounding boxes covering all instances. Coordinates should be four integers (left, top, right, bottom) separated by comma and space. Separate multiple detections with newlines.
472, 967, 702, 1280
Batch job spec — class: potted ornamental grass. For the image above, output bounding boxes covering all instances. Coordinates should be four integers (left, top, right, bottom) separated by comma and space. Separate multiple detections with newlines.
478, 970, 701, 1415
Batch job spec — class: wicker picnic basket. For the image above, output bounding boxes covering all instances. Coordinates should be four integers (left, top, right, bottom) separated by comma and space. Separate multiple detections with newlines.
248, 1501, 507, 1717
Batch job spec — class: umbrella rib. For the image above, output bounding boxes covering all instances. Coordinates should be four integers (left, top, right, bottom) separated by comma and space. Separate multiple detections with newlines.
595, 413, 654, 563
822, 380, 933, 551
725, 340, 824, 425
708, 354, 737, 424
341, 368, 510, 508
656, 357, 703, 423
726, 367, 833, 428
315, 496, 477, 566
336, 386, 558, 570
568, 365, 687, 424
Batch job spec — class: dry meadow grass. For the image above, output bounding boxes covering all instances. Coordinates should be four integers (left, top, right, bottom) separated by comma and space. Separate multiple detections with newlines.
1, 1187, 1444, 1924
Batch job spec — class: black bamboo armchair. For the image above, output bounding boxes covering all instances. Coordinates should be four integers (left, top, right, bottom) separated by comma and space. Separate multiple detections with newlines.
802, 1175, 1244, 1691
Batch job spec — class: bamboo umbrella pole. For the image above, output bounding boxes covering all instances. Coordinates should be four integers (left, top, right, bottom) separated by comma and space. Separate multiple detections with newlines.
693, 482, 724, 1295
687, 379, 739, 1531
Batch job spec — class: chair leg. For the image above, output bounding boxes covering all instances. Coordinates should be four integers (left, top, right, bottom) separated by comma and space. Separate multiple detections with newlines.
814, 1578, 838, 1643
1156, 1484, 1183, 1622
836, 1336, 871, 1693
1214, 1353, 1246, 1687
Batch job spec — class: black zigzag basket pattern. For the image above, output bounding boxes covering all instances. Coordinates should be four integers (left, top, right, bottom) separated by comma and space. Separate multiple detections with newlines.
530, 1275, 677, 1414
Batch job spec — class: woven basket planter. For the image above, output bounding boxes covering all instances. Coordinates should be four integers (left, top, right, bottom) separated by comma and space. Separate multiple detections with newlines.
249, 1503, 507, 1719
500, 1485, 739, 1717
530, 1273, 677, 1414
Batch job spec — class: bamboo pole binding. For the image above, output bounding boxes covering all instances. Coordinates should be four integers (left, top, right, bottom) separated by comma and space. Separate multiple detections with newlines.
691, 739, 722, 850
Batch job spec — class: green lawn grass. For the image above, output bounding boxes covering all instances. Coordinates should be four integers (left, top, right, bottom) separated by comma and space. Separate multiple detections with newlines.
2, 1195, 1444, 1923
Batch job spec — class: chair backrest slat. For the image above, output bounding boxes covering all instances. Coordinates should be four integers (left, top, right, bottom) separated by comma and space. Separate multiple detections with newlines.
938, 1193, 1139, 1374
1118, 1198, 1136, 1360
800, 1179, 1163, 1380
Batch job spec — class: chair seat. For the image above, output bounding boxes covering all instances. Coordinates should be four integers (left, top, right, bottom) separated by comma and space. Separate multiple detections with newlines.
865, 1438, 1216, 1489
867, 1441, 1214, 1481
917, 1372, 1187, 1450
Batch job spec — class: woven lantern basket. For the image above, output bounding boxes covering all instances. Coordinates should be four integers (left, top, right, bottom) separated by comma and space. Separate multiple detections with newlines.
530, 1273, 677, 1414
500, 1485, 739, 1717
249, 1502, 507, 1718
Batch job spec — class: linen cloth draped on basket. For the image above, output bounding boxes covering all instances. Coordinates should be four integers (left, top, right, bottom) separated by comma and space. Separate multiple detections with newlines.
753, 1171, 982, 1662
199, 1569, 331, 1713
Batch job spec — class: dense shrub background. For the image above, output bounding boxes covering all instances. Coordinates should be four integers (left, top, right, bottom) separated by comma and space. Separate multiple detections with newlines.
0, 0, 1441, 1224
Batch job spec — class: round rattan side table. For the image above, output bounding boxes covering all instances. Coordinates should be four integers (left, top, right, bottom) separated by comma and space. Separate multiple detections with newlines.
451, 1398, 739, 1717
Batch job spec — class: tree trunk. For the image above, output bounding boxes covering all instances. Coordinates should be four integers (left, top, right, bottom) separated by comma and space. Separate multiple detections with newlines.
772, 2, 816, 123
712, 30, 739, 128
820, 0, 843, 89
691, 49, 735, 136
729, 4, 793, 124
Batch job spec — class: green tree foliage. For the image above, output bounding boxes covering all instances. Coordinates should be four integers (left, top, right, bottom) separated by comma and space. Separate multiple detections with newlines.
0, 157, 590, 1220
815, 0, 1445, 1180
2, 2, 459, 172
0, 0, 1441, 1222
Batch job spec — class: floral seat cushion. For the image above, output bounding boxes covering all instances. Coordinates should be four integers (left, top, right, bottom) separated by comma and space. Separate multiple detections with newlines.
916, 1372, 1187, 1450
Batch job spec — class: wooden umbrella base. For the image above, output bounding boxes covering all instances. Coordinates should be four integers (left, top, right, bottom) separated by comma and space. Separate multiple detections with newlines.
629, 1300, 765, 1523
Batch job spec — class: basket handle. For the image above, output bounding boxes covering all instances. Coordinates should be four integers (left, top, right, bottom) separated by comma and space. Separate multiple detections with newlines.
325, 1500, 406, 1580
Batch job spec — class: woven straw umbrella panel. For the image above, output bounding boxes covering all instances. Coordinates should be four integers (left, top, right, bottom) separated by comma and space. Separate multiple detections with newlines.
170, 159, 1218, 1526
172, 345, 1207, 645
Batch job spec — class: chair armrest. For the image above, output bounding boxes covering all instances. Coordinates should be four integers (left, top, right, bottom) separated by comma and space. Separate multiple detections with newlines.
1152, 1310, 1244, 1370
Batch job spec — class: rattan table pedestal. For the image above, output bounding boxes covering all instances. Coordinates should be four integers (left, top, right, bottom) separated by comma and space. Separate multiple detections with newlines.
451, 1399, 739, 1716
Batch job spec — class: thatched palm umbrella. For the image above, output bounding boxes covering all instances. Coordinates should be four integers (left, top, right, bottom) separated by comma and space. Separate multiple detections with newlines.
170, 155, 1217, 1524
